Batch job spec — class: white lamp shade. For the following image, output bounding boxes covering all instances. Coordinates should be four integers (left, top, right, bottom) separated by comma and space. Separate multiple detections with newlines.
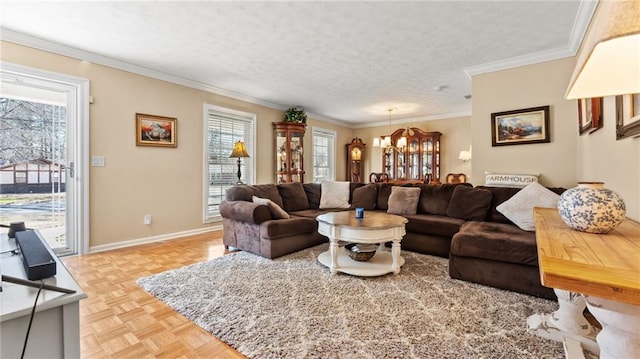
459, 150, 472, 162
373, 137, 380, 147
383, 136, 392, 147
565, 1, 640, 99
397, 137, 407, 148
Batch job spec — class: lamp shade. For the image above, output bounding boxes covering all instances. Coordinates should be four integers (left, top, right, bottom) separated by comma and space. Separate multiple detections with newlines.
230, 141, 249, 158
565, 1, 640, 99
373, 137, 380, 147
459, 150, 472, 162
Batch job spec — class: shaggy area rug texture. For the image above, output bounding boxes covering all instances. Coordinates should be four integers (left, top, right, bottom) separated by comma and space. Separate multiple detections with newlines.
138, 244, 567, 359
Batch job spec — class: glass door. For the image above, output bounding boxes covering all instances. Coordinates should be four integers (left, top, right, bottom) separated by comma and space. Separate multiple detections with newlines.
0, 65, 88, 255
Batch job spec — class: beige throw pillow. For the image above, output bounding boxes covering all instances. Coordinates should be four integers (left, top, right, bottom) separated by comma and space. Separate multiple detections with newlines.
252, 196, 290, 219
387, 186, 421, 215
319, 181, 351, 209
496, 182, 559, 231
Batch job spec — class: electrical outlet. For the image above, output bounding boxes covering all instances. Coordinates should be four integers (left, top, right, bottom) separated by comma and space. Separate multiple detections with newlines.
144, 214, 152, 225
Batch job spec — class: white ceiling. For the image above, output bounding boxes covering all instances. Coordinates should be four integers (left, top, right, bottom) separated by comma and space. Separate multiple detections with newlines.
0, 1, 596, 127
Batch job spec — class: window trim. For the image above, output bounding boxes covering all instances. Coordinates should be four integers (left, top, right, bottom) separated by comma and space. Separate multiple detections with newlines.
311, 126, 337, 183
202, 104, 256, 222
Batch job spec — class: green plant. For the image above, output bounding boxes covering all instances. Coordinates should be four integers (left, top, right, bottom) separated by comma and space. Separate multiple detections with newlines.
284, 107, 307, 123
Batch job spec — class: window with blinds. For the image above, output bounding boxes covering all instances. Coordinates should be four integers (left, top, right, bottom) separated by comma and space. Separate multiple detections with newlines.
204, 104, 255, 221
312, 127, 336, 183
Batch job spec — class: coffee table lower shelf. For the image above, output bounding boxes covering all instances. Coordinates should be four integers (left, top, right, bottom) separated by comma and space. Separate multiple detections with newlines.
318, 249, 405, 277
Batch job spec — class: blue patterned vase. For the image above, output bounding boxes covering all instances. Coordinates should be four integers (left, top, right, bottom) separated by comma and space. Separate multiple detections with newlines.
557, 182, 626, 234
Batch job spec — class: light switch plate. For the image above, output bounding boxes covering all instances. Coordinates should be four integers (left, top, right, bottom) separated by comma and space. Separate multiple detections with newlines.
91, 156, 105, 167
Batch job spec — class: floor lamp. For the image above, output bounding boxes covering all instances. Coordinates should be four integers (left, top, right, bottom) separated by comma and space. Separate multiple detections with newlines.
230, 141, 249, 185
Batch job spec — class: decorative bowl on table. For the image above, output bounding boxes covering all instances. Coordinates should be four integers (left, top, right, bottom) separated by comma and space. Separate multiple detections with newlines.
344, 243, 377, 262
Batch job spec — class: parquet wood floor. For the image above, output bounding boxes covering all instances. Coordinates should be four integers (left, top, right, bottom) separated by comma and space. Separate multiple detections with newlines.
62, 231, 247, 359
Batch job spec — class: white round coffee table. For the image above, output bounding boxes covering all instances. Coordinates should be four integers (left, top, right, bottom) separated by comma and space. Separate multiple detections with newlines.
316, 211, 408, 276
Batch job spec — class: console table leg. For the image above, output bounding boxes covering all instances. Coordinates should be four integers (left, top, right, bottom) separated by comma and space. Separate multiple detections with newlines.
328, 237, 339, 275
391, 240, 401, 274
585, 296, 640, 359
527, 289, 599, 355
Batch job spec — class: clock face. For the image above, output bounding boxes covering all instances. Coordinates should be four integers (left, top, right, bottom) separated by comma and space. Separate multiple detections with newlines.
352, 147, 362, 161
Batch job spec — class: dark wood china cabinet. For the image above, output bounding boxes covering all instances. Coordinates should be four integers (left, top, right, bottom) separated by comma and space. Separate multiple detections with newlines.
379, 128, 441, 183
274, 122, 306, 183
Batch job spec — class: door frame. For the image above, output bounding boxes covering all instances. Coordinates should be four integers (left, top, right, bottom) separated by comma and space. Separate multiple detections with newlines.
1, 62, 90, 255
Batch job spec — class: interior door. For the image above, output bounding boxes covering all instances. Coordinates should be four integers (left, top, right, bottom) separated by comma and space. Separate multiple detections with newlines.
0, 63, 89, 255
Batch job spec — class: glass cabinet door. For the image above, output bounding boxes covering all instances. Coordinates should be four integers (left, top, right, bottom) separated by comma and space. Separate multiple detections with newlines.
276, 131, 287, 183
408, 139, 420, 179
290, 131, 303, 182
422, 138, 433, 178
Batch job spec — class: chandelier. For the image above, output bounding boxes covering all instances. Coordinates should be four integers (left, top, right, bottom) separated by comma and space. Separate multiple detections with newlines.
373, 108, 409, 153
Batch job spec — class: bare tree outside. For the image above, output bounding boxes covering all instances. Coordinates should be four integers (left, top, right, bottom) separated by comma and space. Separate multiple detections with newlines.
0, 97, 67, 247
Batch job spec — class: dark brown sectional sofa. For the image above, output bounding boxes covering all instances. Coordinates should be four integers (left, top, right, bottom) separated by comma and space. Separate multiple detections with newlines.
220, 182, 562, 300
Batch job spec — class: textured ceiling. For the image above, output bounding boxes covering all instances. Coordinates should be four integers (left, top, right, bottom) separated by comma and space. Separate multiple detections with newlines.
0, 1, 594, 126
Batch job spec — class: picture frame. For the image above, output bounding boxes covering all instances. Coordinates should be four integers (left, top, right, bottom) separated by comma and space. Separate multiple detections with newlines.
491, 106, 550, 146
577, 97, 603, 135
616, 94, 640, 140
136, 113, 177, 147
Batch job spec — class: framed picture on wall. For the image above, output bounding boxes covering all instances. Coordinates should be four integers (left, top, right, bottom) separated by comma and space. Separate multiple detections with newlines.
136, 113, 177, 147
577, 97, 603, 135
490, 106, 550, 146
616, 94, 640, 140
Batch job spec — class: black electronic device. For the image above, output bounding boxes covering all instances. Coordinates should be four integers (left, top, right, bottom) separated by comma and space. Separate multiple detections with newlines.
14, 230, 57, 280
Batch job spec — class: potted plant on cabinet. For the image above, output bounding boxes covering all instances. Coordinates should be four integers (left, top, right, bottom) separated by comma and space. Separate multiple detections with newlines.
284, 107, 307, 123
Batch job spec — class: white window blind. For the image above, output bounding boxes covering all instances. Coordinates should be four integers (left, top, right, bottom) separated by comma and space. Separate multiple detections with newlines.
312, 127, 336, 183
204, 105, 255, 221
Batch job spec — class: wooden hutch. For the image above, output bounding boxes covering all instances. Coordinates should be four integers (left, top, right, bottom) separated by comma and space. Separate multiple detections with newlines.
380, 128, 441, 183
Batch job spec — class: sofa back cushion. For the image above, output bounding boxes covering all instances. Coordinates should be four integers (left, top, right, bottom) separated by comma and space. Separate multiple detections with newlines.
351, 183, 377, 210
303, 183, 322, 209
415, 183, 469, 215
277, 182, 309, 212
446, 185, 493, 221
226, 184, 284, 209
375, 183, 397, 210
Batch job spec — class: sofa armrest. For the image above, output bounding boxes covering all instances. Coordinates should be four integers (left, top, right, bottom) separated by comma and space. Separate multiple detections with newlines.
259, 217, 319, 239
220, 200, 272, 225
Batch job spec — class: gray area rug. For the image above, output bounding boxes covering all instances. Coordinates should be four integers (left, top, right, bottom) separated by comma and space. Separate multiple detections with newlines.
137, 244, 567, 359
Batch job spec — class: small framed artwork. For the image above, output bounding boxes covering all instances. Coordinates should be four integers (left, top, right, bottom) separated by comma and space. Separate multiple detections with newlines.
136, 113, 177, 147
578, 97, 603, 135
491, 106, 550, 146
616, 94, 640, 140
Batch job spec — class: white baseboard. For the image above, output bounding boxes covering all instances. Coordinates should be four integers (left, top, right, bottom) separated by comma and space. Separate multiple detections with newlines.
89, 225, 223, 253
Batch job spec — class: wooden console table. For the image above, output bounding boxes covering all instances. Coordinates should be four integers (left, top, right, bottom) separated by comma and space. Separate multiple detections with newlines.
528, 208, 640, 359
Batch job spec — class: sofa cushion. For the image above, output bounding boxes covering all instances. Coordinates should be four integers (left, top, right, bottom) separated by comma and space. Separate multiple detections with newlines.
235, 184, 283, 208
476, 186, 522, 224
289, 208, 344, 219
446, 185, 492, 221
303, 183, 322, 209
415, 183, 468, 215
450, 221, 539, 266
277, 182, 309, 212
252, 196, 289, 219
259, 217, 319, 240
404, 214, 465, 238
496, 182, 560, 231
387, 186, 421, 215
320, 181, 351, 209
375, 183, 395, 210
351, 183, 377, 210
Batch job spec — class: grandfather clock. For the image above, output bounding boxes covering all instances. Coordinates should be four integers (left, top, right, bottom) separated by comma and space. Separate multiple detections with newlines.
346, 137, 365, 183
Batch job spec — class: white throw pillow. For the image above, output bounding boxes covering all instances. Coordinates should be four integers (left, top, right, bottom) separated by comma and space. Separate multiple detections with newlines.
496, 182, 559, 231
319, 181, 351, 209
485, 171, 539, 188
252, 196, 290, 219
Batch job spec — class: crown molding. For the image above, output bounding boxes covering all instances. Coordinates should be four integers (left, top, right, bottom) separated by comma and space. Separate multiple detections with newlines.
463, 0, 597, 78
352, 111, 471, 129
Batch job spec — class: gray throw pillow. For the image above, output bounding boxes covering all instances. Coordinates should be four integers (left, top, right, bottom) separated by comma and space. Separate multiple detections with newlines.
387, 186, 421, 215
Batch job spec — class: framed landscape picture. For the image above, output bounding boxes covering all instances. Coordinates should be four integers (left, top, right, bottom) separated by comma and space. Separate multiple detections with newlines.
616, 94, 640, 140
578, 97, 603, 135
136, 113, 177, 147
491, 106, 550, 146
